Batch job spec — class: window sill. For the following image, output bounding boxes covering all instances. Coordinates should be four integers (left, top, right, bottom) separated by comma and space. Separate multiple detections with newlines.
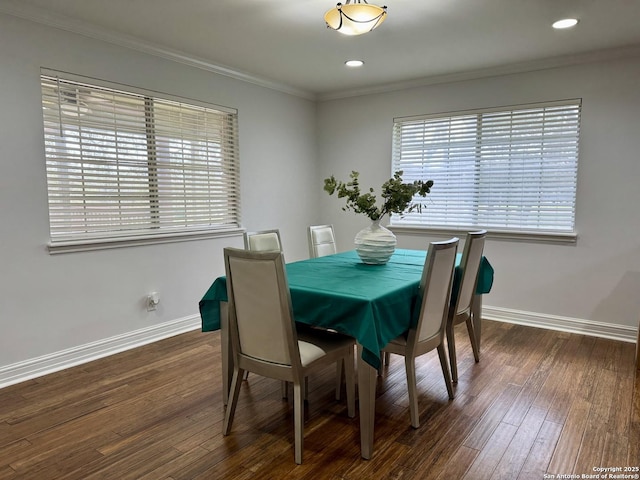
388, 225, 577, 245
48, 227, 245, 254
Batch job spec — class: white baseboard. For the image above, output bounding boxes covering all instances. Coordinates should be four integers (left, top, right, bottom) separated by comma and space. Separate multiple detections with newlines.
0, 315, 201, 390
483, 306, 638, 343
1, 308, 637, 390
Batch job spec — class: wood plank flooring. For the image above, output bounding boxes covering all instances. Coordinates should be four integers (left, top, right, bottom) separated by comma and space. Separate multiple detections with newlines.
0, 320, 638, 479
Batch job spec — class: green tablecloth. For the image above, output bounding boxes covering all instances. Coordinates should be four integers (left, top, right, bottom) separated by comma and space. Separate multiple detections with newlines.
199, 249, 493, 369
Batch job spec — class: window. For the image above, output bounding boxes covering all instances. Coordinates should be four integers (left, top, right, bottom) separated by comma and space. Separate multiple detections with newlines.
41, 70, 240, 253
391, 100, 581, 241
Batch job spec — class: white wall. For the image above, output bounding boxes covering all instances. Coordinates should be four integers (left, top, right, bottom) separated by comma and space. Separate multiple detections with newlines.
317, 55, 640, 332
0, 13, 317, 370
2, 10, 639, 381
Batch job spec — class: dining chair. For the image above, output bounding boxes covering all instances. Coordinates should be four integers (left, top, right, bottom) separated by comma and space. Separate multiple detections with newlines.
243, 229, 282, 252
242, 229, 338, 400
446, 230, 487, 383
242, 229, 283, 384
380, 238, 458, 428
222, 247, 356, 464
308, 224, 337, 258
307, 224, 347, 399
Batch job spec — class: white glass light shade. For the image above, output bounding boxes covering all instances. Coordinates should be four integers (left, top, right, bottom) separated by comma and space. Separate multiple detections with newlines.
325, 2, 387, 36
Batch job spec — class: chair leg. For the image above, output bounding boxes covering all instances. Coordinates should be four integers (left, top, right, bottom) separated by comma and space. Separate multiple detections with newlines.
404, 357, 420, 428
335, 359, 343, 401
281, 381, 304, 400
465, 316, 480, 363
223, 367, 244, 435
343, 353, 355, 418
293, 381, 304, 464
378, 351, 392, 376
437, 344, 455, 400
378, 352, 391, 375
446, 322, 459, 383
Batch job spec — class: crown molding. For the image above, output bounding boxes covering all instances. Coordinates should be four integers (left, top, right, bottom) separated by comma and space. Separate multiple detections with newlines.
3, 3, 640, 104
318, 44, 640, 101
0, 3, 316, 101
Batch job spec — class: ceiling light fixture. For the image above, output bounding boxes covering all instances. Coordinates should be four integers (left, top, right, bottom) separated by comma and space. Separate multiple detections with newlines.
345, 60, 364, 67
325, 0, 387, 36
552, 18, 579, 29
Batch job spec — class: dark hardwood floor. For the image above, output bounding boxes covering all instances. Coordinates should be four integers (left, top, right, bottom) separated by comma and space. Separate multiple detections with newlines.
0, 320, 638, 479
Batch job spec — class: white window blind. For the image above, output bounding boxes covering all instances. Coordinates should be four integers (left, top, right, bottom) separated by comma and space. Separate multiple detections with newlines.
391, 100, 581, 235
41, 72, 240, 249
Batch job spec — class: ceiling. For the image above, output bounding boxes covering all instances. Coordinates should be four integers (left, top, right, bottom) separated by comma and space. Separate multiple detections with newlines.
2, 0, 640, 99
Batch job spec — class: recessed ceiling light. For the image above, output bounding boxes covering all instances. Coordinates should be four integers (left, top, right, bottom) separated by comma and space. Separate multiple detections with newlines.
345, 60, 364, 67
552, 18, 579, 29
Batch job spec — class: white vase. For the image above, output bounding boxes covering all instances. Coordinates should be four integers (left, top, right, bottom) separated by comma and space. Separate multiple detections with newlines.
354, 220, 397, 265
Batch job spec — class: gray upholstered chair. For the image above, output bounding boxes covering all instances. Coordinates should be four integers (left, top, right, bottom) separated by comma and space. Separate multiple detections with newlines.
380, 238, 458, 428
446, 230, 487, 383
308, 224, 348, 397
242, 229, 283, 384
222, 248, 356, 464
308, 224, 337, 258
243, 229, 282, 252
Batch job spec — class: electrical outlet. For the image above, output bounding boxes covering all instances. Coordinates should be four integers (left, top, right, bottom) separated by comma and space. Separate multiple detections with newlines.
147, 292, 160, 311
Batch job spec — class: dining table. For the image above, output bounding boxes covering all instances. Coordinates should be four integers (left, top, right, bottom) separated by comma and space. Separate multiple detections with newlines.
199, 248, 494, 460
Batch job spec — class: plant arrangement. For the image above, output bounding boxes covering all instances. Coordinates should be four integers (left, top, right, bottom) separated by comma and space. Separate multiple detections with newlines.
323, 170, 434, 222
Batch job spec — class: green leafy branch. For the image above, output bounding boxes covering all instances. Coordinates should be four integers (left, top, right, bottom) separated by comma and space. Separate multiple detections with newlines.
323, 171, 433, 222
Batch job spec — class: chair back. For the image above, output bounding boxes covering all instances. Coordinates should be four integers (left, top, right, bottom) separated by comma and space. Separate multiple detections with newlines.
415, 238, 459, 343
224, 248, 298, 367
244, 229, 282, 252
308, 224, 337, 258
452, 230, 487, 317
